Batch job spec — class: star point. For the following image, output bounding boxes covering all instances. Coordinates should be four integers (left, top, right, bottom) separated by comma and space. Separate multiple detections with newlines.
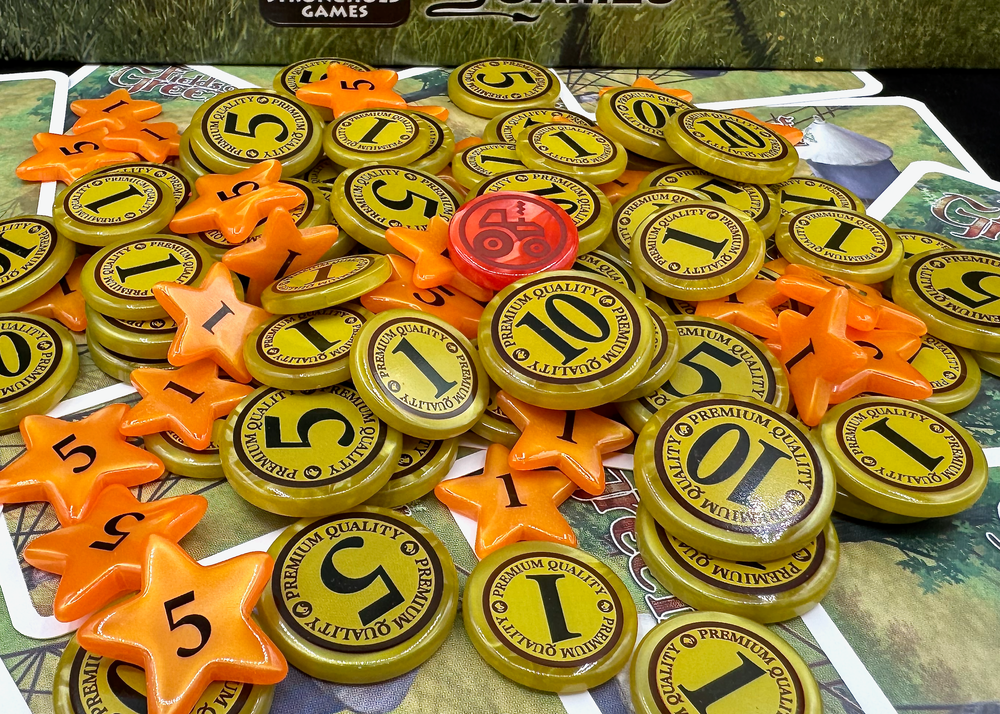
16, 129, 138, 184
385, 216, 493, 301
696, 269, 787, 338
296, 64, 406, 118
102, 119, 181, 163
19, 254, 89, 332
832, 328, 932, 403
70, 89, 162, 133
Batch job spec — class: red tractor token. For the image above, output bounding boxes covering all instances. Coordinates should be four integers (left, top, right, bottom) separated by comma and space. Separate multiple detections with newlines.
448, 191, 579, 290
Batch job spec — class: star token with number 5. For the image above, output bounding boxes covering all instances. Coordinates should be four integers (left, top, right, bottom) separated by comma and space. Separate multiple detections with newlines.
635, 394, 835, 561
464, 541, 637, 693
258, 508, 458, 682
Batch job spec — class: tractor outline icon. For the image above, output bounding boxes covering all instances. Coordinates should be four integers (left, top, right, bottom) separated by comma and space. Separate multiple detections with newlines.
472, 199, 553, 264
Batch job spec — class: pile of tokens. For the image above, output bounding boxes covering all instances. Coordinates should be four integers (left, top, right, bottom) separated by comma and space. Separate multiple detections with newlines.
1, 56, 995, 714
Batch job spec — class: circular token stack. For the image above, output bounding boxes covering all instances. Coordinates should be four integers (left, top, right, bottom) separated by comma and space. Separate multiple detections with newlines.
53, 173, 175, 246
323, 109, 429, 168
0, 216, 75, 311
448, 59, 561, 117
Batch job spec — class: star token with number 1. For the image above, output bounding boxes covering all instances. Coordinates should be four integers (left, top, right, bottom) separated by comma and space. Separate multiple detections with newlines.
70, 89, 162, 133
77, 536, 287, 714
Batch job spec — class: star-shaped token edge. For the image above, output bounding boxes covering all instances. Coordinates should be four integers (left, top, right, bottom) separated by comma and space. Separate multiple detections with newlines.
16, 129, 138, 184
296, 64, 406, 118
103, 120, 181, 163
360, 254, 484, 340
77, 536, 287, 714
19, 254, 89, 332
22, 485, 208, 622
153, 263, 272, 382
832, 328, 932, 403
769, 287, 868, 426
598, 169, 650, 203
696, 269, 787, 338
70, 89, 162, 133
435, 443, 577, 559
385, 216, 493, 301
0, 403, 164, 525
169, 160, 305, 244
498, 391, 634, 495
222, 207, 340, 305
777, 263, 926, 335
120, 360, 254, 449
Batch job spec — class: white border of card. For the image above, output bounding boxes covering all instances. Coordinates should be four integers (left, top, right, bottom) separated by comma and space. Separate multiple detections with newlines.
0, 70, 69, 216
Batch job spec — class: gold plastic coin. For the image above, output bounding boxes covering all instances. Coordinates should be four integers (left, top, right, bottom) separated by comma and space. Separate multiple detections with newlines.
631, 200, 765, 301
819, 396, 988, 518
616, 315, 789, 432
910, 334, 981, 414
0, 216, 74, 311
366, 436, 459, 508
53, 635, 274, 714
144, 428, 223, 480
834, 486, 925, 524
464, 541, 638, 693
635, 393, 835, 561
220, 385, 402, 517
615, 298, 680, 402
484, 108, 595, 144
595, 87, 695, 162
189, 89, 323, 178
84, 305, 176, 359
86, 331, 170, 382
451, 142, 524, 189
641, 163, 780, 239
448, 59, 561, 118
664, 109, 798, 184
572, 248, 646, 299
323, 109, 429, 168
406, 111, 456, 175
608, 186, 712, 263
516, 123, 627, 185
771, 176, 863, 225
895, 229, 960, 261
471, 383, 522, 448
245, 304, 370, 389
260, 254, 390, 315
776, 208, 902, 284
258, 507, 458, 682
86, 162, 194, 210
479, 270, 654, 410
273, 56, 373, 121
636, 505, 839, 623
892, 249, 1000, 351
471, 170, 613, 254
350, 309, 489, 439
80, 235, 215, 320
53, 174, 174, 246
331, 164, 462, 254
0, 314, 78, 430
973, 348, 1000, 377
629, 611, 822, 714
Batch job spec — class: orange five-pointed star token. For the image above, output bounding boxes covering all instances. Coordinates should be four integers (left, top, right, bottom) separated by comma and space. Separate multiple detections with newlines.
597, 169, 650, 203
384, 216, 493, 302
77, 535, 287, 714
434, 443, 577, 559
103, 119, 181, 163
770, 287, 868, 427
832, 328, 933, 403
0, 404, 164, 526
777, 263, 926, 335
22, 485, 207, 622
169, 160, 305, 244
20, 254, 89, 332
70, 89, 162, 133
696, 269, 787, 338
153, 263, 271, 383
296, 64, 406, 118
15, 129, 138, 184
498, 391, 634, 495
222, 207, 340, 304
120, 360, 254, 449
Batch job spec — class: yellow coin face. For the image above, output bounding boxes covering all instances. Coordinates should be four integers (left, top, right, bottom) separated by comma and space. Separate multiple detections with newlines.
632, 612, 820, 714
636, 395, 831, 560
610, 187, 711, 257
572, 249, 645, 298
783, 208, 899, 268
160, 428, 219, 456
197, 90, 318, 163
644, 164, 776, 227
452, 59, 557, 104
520, 124, 622, 169
61, 175, 169, 226
454, 143, 524, 185
406, 112, 454, 173
89, 162, 193, 210
480, 272, 651, 406
0, 217, 63, 290
228, 385, 390, 488
633, 201, 763, 298
340, 165, 460, 233
82, 236, 208, 304
329, 109, 422, 155
821, 398, 987, 516
269, 510, 451, 652
771, 176, 863, 216
303, 158, 343, 186
603, 87, 694, 140
895, 229, 959, 260
895, 250, 1000, 337
252, 307, 365, 373
393, 437, 443, 481
673, 109, 791, 162
0, 315, 69, 406
275, 57, 373, 95
486, 108, 595, 144
911, 334, 978, 403
272, 255, 384, 296
475, 170, 602, 234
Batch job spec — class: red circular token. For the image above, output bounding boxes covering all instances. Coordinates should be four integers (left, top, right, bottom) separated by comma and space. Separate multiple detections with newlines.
448, 191, 579, 290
